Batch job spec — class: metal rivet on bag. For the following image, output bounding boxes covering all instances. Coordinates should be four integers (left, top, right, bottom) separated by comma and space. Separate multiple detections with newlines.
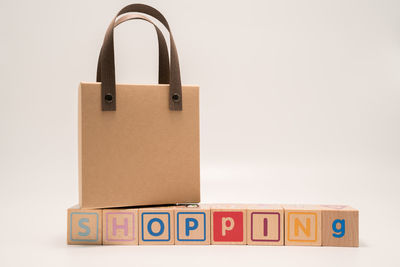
172, 93, 180, 102
105, 93, 113, 103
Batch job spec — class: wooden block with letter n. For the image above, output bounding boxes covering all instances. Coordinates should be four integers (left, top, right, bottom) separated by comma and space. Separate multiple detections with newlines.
67, 205, 102, 245
284, 205, 321, 246
321, 205, 359, 247
103, 209, 138, 245
174, 204, 210, 245
247, 204, 284, 246
139, 206, 175, 245
211, 204, 246, 245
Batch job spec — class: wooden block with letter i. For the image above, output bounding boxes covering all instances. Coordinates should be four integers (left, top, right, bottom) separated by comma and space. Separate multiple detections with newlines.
139, 206, 175, 245
174, 204, 211, 245
67, 205, 102, 245
321, 205, 359, 247
247, 204, 284, 246
103, 209, 138, 245
211, 204, 246, 245
284, 205, 321, 246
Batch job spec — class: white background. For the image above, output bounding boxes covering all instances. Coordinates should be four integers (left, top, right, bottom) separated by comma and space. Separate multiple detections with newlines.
0, 0, 399, 266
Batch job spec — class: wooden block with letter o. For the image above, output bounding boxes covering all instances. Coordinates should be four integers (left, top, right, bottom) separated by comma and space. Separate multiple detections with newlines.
139, 206, 175, 245
284, 205, 322, 246
103, 209, 138, 245
321, 205, 359, 247
247, 204, 284, 246
211, 204, 246, 245
67, 205, 102, 245
174, 204, 210, 245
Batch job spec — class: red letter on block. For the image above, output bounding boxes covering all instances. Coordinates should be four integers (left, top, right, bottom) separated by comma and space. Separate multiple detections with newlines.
213, 212, 244, 242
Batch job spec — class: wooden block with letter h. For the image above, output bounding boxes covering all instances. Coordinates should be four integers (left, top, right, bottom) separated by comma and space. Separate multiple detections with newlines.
67, 205, 102, 245
211, 204, 246, 245
103, 209, 138, 245
321, 205, 359, 247
139, 206, 175, 245
174, 204, 210, 245
284, 205, 321, 246
247, 204, 284, 245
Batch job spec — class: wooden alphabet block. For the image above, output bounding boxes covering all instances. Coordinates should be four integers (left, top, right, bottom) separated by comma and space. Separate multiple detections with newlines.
102, 209, 138, 245
211, 204, 246, 245
174, 204, 210, 245
67, 205, 102, 245
321, 205, 359, 247
284, 205, 321, 246
246, 204, 284, 246
139, 206, 175, 245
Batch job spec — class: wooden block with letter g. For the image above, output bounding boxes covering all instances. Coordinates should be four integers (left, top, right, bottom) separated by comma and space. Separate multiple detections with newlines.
284, 205, 321, 246
247, 204, 284, 246
67, 205, 102, 245
211, 204, 246, 245
321, 205, 359, 247
103, 209, 138, 245
139, 206, 175, 245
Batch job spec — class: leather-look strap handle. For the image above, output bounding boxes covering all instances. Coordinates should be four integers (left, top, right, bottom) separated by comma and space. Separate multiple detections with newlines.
96, 14, 170, 85
98, 4, 182, 111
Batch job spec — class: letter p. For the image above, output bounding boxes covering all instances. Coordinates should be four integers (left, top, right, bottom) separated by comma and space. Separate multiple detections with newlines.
222, 217, 235, 236
185, 218, 199, 236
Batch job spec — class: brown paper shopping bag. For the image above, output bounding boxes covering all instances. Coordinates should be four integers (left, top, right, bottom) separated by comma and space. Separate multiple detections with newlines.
78, 4, 200, 208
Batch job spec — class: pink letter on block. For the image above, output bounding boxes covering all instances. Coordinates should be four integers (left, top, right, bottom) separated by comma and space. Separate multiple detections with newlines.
106, 212, 135, 241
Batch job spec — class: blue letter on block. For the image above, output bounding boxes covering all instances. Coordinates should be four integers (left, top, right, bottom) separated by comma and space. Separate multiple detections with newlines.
185, 218, 199, 236
78, 218, 90, 236
148, 218, 165, 236
332, 219, 345, 238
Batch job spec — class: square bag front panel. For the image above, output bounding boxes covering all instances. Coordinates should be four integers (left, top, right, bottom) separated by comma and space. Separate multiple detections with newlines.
78, 83, 200, 208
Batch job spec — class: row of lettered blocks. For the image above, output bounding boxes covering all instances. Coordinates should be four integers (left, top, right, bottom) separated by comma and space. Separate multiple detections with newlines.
67, 204, 359, 246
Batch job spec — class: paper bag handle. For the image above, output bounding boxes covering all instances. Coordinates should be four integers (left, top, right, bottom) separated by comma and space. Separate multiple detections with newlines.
96, 14, 170, 85
97, 4, 182, 111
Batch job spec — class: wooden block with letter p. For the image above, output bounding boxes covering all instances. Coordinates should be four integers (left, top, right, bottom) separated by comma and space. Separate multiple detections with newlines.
247, 204, 284, 246
284, 205, 322, 246
67, 205, 102, 245
321, 205, 359, 247
103, 209, 138, 245
139, 206, 175, 245
211, 204, 246, 245
174, 204, 210, 245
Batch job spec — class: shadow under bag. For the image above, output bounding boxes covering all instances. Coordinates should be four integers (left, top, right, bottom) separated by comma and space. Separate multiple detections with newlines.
78, 4, 200, 208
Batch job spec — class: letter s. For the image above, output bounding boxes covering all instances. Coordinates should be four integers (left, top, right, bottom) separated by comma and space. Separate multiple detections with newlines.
78, 218, 90, 236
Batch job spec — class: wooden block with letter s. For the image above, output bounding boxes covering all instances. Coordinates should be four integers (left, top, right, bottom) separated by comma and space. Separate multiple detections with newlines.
67, 205, 102, 245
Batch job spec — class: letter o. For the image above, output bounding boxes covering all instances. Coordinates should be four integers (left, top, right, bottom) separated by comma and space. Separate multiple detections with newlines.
147, 218, 165, 236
